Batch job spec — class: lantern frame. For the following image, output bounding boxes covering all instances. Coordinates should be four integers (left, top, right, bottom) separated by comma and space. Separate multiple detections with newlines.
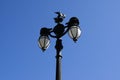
68, 26, 81, 42
38, 36, 50, 51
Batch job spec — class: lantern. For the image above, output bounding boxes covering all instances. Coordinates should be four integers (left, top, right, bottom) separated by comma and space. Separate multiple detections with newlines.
38, 36, 50, 51
68, 26, 81, 42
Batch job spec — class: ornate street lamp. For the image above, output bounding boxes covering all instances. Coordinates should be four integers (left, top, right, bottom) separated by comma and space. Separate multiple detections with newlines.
38, 12, 82, 80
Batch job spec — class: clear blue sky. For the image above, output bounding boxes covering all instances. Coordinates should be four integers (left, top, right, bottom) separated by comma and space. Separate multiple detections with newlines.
0, 0, 120, 80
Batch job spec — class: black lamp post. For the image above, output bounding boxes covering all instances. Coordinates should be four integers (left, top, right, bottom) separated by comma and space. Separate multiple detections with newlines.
38, 12, 81, 80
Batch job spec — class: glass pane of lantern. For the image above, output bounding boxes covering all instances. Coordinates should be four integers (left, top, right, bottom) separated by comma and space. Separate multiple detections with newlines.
38, 36, 50, 51
68, 26, 81, 41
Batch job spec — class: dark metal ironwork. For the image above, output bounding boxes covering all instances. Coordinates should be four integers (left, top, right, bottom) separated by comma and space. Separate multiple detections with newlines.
38, 12, 81, 80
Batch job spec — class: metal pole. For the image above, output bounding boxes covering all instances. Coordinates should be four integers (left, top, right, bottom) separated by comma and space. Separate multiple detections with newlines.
55, 39, 63, 80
